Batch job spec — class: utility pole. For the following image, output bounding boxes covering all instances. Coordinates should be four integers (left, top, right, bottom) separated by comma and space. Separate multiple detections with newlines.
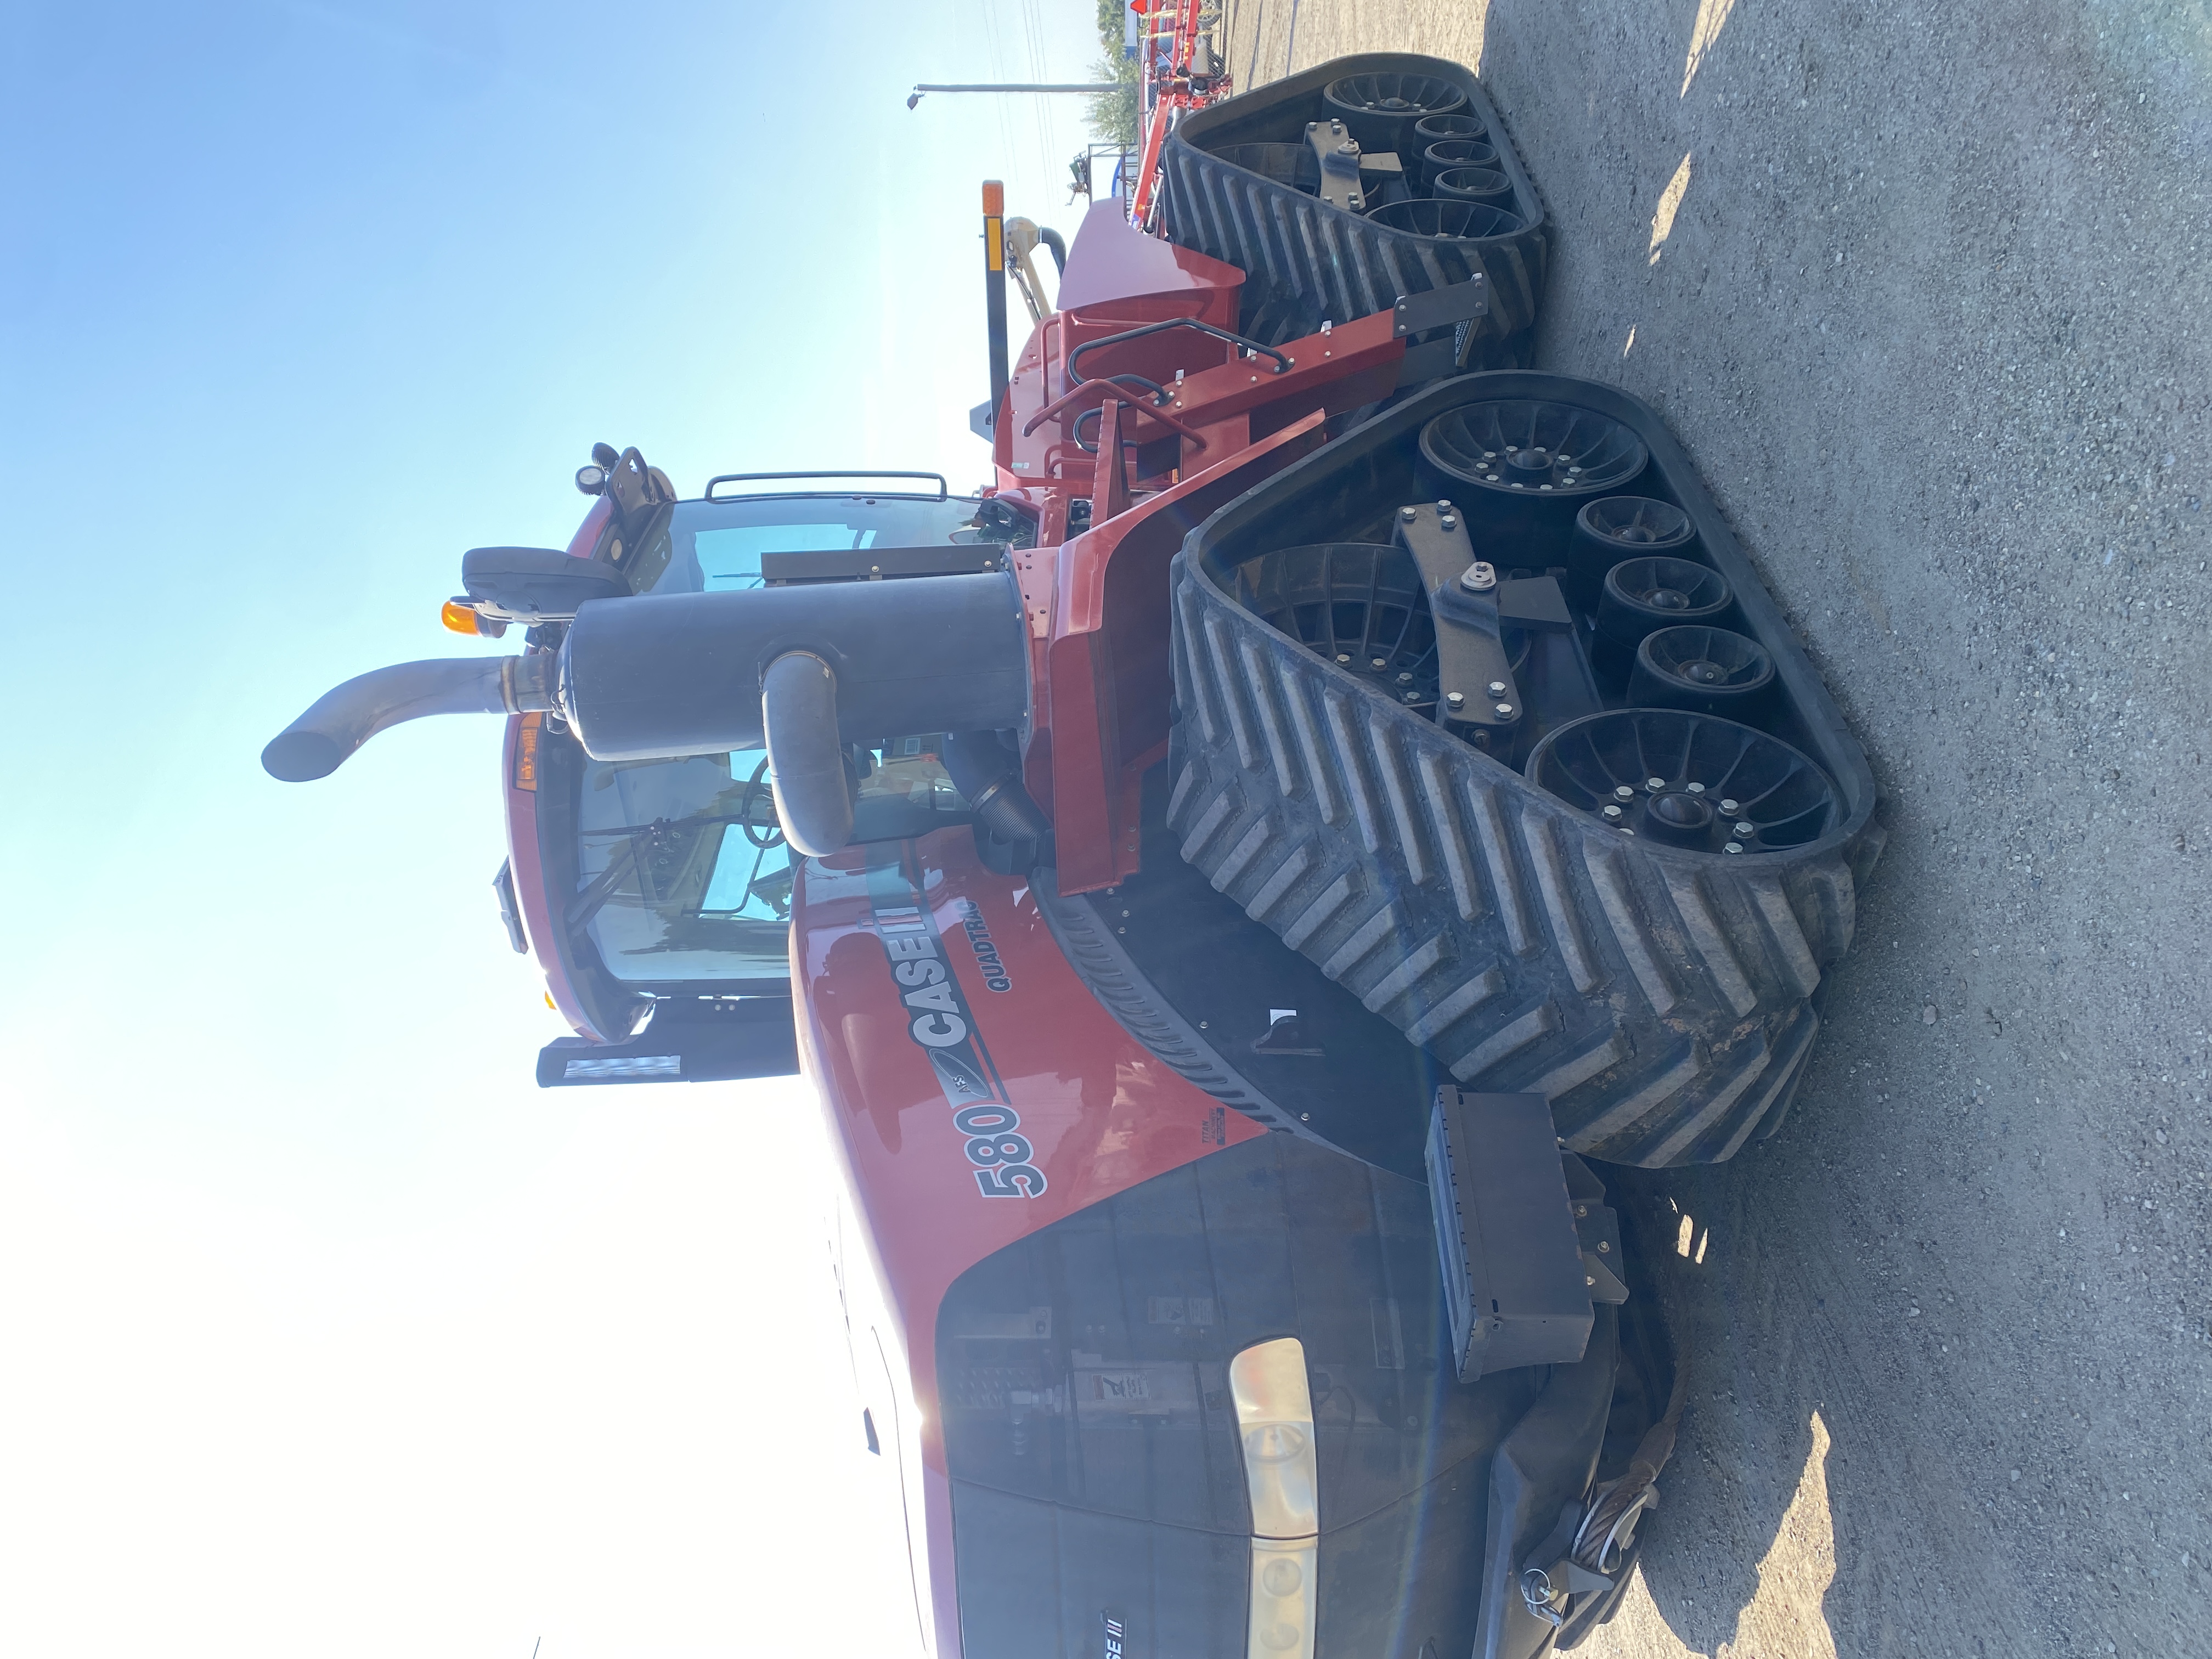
907, 82, 1119, 109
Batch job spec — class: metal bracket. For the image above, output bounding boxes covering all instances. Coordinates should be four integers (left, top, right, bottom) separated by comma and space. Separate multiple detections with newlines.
760, 544, 1006, 583
1304, 118, 1367, 212
1497, 575, 1573, 631
1394, 335, 1462, 386
1571, 1199, 1631, 1305
1392, 503, 1522, 741
1391, 274, 1489, 338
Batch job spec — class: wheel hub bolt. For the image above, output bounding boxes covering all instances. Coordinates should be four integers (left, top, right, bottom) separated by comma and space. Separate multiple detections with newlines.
1646, 777, 1667, 791
1735, 822, 1756, 838
1371, 656, 1387, 669
1602, 804, 1624, 821
1718, 798, 1740, 814
1685, 782, 1706, 794
1488, 680, 1508, 695
1446, 691, 1465, 708
1613, 785, 1636, 802
1723, 842, 1745, 854
1495, 702, 1515, 716
1401, 506, 1418, 521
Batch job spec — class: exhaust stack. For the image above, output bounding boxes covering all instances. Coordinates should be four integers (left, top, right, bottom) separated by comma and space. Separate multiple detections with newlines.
261, 655, 557, 782
262, 575, 1033, 854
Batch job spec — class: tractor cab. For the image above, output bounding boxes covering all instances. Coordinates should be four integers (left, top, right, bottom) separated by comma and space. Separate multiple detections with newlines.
489, 469, 1039, 1086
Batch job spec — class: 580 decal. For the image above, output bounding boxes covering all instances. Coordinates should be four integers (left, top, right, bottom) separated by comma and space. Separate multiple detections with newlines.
946, 1102, 1043, 1198
868, 873, 1046, 1200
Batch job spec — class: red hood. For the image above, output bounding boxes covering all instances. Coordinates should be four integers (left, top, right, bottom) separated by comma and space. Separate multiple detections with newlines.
791, 827, 1261, 1657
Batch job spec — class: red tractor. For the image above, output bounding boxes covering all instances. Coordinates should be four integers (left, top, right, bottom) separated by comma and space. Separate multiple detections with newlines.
267, 55, 1879, 1659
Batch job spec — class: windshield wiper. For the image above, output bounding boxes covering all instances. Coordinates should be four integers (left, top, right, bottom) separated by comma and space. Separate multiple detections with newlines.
565, 831, 649, 930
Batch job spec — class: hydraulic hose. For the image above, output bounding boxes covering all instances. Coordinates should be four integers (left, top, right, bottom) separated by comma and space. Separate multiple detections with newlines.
940, 729, 1051, 843
262, 655, 557, 782
760, 652, 854, 857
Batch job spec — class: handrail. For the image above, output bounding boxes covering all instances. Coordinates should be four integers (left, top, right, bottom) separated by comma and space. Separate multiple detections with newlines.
1022, 377, 1210, 451
1068, 318, 1292, 385
704, 471, 951, 502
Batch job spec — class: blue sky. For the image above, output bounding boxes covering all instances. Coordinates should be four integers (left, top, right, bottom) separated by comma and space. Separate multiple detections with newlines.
0, 2, 1095, 1653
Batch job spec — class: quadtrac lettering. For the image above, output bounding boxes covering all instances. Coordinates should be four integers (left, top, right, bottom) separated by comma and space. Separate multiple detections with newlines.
959, 898, 1013, 992
870, 899, 1046, 1199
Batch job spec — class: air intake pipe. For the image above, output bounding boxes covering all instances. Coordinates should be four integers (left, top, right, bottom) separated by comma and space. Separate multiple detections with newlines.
262, 571, 1034, 855
758, 652, 851, 857
939, 728, 1052, 844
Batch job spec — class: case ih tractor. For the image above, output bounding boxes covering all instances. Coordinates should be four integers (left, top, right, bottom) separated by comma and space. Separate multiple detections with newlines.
266, 56, 1881, 1659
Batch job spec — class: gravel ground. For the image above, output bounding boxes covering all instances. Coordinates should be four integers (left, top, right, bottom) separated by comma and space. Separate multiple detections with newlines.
1214, 3, 2212, 1654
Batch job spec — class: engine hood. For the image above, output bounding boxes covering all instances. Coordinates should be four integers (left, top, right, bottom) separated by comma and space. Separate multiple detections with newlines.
791, 828, 1264, 1655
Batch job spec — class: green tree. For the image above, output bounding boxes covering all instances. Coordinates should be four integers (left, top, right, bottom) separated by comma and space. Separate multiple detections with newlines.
1087, 0, 1138, 145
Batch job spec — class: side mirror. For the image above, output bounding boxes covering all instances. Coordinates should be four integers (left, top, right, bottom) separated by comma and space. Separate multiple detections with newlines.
461, 546, 632, 622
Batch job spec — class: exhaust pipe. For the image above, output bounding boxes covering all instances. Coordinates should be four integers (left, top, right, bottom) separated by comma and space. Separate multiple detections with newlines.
261, 655, 557, 782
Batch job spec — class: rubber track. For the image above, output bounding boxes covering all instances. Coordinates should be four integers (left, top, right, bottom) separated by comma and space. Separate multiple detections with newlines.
1167, 560, 1888, 1167
1161, 54, 1550, 368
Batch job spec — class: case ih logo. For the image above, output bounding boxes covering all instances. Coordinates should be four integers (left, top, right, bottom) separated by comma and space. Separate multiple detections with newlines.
867, 860, 1045, 1199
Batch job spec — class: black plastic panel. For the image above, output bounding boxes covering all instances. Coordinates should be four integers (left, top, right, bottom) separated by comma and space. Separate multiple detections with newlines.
938, 1134, 1551, 1658
1036, 767, 1443, 1180
949, 1487, 1247, 1659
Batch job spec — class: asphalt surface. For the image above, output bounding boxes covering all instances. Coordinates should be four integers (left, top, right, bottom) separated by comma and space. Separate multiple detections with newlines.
1214, 3, 2212, 1654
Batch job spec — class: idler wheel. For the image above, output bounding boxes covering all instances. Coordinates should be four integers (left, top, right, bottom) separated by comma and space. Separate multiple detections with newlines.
1421, 400, 1650, 498
1228, 543, 1441, 710
1323, 71, 1468, 150
1366, 198, 1525, 239
1526, 709, 1840, 853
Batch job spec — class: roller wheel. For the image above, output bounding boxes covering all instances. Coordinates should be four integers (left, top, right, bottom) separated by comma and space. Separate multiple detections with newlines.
1576, 495, 1694, 552
1629, 626, 1775, 716
1596, 555, 1731, 646
1432, 166, 1514, 208
1422, 400, 1650, 497
1413, 112, 1486, 144
1420, 139, 1498, 192
1527, 709, 1839, 853
1367, 198, 1525, 239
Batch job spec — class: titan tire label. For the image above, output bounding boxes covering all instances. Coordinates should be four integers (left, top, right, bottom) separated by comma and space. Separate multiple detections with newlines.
867, 853, 1046, 1199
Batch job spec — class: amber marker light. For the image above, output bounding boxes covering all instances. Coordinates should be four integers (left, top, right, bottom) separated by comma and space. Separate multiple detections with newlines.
512, 711, 541, 792
441, 599, 483, 636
